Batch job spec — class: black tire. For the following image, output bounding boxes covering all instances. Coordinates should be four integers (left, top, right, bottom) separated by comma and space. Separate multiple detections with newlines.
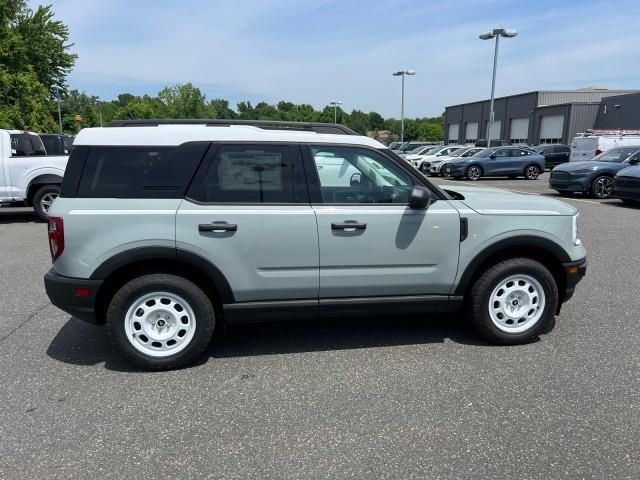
106, 274, 215, 370
590, 175, 614, 199
441, 164, 451, 177
419, 163, 429, 174
524, 164, 540, 180
32, 184, 60, 221
466, 257, 558, 345
465, 165, 483, 181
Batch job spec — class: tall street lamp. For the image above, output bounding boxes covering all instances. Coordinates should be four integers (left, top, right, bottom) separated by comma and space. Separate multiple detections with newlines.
329, 101, 342, 124
479, 27, 517, 146
55, 86, 63, 134
392, 70, 415, 143
95, 100, 103, 127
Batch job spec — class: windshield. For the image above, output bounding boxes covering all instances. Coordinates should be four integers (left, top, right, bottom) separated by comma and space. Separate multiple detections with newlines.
461, 148, 481, 157
10, 134, 46, 157
591, 147, 640, 163
472, 148, 493, 157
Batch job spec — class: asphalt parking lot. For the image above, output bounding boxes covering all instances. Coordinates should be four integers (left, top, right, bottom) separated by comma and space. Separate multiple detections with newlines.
0, 172, 638, 479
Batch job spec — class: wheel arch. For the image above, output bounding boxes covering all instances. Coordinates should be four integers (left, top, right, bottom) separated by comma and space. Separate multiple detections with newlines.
26, 174, 63, 205
91, 247, 234, 325
454, 236, 570, 310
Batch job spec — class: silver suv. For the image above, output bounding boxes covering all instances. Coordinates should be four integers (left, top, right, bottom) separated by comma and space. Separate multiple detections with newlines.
44, 120, 587, 370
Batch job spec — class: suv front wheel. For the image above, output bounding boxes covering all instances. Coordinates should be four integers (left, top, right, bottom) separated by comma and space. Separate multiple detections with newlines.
106, 274, 216, 370
467, 258, 558, 344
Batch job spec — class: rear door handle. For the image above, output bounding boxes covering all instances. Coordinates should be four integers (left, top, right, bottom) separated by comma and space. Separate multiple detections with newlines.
331, 222, 367, 231
199, 223, 237, 232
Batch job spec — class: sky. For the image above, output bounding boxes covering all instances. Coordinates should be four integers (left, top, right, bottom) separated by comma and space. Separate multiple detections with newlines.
36, 0, 640, 118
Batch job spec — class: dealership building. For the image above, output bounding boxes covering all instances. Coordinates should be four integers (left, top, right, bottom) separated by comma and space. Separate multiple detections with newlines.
443, 88, 640, 146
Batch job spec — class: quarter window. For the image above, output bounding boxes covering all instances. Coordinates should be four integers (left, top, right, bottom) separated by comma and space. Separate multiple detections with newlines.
311, 146, 413, 204
77, 144, 207, 198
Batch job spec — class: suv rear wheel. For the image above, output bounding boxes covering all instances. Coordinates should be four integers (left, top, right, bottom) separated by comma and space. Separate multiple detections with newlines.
467, 258, 558, 344
106, 274, 215, 370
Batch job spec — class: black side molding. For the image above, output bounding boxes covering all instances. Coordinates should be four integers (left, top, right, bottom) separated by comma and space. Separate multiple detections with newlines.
460, 217, 468, 242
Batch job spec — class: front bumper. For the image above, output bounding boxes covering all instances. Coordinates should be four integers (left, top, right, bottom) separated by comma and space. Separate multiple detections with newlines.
549, 173, 591, 192
561, 257, 587, 304
44, 269, 103, 324
613, 177, 640, 200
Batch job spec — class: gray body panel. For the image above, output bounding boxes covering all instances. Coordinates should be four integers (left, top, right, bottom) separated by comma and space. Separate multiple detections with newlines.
312, 202, 461, 297
176, 202, 319, 302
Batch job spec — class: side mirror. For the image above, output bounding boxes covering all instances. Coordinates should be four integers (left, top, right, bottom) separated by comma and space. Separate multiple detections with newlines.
409, 185, 431, 209
489, 154, 496, 159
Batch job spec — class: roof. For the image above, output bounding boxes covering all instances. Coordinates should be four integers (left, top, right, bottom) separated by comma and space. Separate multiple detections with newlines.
74, 125, 386, 148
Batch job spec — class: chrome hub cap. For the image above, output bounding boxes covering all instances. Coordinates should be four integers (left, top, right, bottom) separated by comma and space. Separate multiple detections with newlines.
124, 292, 196, 357
488, 274, 545, 333
593, 176, 613, 198
40, 192, 58, 214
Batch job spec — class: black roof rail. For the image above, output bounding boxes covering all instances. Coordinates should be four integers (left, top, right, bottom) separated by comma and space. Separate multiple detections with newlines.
106, 119, 359, 135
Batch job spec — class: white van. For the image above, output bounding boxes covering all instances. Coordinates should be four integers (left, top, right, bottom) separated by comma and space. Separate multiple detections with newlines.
570, 130, 640, 162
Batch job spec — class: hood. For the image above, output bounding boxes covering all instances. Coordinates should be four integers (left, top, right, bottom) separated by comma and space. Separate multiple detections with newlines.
553, 161, 620, 172
616, 165, 640, 178
443, 185, 577, 216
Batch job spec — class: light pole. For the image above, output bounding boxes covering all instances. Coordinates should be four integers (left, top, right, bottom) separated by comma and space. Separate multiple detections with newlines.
479, 27, 517, 146
392, 69, 415, 143
328, 101, 342, 124
95, 100, 103, 127
55, 86, 63, 134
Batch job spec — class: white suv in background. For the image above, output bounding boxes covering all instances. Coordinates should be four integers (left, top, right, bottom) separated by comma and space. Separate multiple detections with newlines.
410, 145, 463, 173
429, 146, 484, 176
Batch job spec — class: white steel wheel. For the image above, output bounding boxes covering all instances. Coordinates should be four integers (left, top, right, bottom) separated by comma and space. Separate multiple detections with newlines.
488, 274, 546, 333
124, 291, 197, 357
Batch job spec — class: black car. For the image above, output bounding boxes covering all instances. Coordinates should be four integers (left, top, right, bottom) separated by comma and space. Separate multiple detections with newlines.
532, 145, 570, 169
613, 165, 640, 204
39, 134, 74, 156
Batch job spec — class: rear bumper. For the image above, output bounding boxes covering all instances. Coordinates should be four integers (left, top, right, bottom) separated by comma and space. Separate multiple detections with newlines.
44, 269, 103, 324
561, 257, 587, 304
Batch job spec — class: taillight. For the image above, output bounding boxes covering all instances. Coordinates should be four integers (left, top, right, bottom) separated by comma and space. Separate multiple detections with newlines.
48, 217, 65, 262
595, 148, 603, 156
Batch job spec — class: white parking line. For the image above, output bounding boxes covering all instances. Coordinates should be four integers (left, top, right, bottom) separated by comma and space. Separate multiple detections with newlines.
435, 180, 603, 205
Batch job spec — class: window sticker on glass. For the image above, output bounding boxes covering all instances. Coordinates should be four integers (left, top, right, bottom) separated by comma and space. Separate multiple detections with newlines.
218, 152, 283, 191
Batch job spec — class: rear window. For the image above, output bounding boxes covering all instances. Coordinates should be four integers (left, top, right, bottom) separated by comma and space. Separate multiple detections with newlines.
76, 143, 208, 198
40, 135, 66, 156
10, 134, 46, 157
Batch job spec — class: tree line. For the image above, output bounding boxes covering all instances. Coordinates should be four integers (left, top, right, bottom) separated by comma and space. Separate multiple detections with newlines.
1, 1, 443, 142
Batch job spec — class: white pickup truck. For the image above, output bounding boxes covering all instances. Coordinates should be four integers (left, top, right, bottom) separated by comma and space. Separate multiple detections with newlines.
1, 129, 68, 220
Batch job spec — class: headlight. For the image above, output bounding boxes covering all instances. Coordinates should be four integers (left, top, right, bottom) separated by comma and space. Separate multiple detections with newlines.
572, 214, 581, 246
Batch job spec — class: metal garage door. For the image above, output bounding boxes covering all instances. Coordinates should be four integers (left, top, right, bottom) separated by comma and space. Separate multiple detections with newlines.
465, 122, 478, 143
486, 120, 501, 140
448, 123, 459, 144
539, 115, 564, 144
510, 118, 529, 144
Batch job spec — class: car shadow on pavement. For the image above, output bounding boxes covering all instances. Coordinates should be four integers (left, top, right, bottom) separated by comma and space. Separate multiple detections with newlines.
47, 314, 502, 372
0, 209, 40, 224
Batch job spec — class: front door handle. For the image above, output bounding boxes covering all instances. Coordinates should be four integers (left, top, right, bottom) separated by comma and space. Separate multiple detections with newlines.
331, 222, 367, 231
199, 223, 238, 232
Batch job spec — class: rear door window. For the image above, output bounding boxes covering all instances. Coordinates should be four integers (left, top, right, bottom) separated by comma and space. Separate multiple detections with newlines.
10, 134, 46, 157
77, 143, 208, 198
188, 144, 307, 203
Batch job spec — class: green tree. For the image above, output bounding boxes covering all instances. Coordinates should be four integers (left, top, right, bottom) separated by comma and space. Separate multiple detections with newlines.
158, 83, 207, 118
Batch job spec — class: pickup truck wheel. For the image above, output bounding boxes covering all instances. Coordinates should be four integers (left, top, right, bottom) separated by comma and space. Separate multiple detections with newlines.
465, 165, 482, 181
33, 185, 60, 221
106, 274, 215, 370
467, 258, 558, 345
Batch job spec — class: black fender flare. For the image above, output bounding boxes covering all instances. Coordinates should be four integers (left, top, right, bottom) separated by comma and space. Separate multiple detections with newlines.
454, 235, 570, 296
26, 174, 63, 203
90, 246, 235, 303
